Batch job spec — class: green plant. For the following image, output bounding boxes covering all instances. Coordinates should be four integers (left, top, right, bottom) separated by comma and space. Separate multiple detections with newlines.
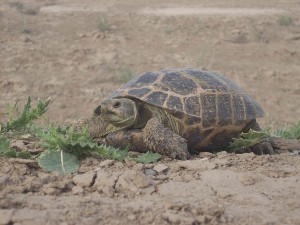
272, 120, 300, 139
1, 97, 50, 132
227, 129, 270, 152
98, 16, 110, 33
0, 136, 32, 159
0, 97, 161, 174
277, 15, 293, 26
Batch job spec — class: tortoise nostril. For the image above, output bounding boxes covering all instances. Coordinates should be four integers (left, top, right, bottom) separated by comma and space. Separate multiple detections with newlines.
94, 105, 101, 115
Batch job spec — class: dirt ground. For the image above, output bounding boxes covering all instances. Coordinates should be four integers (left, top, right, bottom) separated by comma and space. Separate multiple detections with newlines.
0, 0, 300, 224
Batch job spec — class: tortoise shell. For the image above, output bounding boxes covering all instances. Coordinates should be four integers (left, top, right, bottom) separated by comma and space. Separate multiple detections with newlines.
107, 68, 264, 152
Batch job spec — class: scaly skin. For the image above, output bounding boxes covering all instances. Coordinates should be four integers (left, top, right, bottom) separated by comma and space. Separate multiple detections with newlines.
74, 98, 191, 159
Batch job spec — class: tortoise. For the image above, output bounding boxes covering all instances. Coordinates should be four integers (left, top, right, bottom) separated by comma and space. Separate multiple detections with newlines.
79, 68, 274, 159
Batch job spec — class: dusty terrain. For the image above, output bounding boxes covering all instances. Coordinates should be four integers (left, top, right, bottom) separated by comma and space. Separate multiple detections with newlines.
0, 0, 300, 224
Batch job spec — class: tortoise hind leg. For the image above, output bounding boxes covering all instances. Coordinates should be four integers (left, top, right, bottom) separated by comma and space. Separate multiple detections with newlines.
247, 120, 275, 155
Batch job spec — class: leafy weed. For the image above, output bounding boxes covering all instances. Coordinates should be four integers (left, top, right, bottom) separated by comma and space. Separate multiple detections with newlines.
1, 97, 161, 174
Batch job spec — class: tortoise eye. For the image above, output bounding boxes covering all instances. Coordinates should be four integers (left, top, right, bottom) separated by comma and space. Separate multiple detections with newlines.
113, 101, 121, 108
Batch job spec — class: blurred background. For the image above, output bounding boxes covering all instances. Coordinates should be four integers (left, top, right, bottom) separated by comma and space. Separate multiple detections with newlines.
1, 0, 299, 128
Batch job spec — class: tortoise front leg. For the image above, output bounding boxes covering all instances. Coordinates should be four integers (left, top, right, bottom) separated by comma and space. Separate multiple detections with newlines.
249, 121, 275, 155
106, 119, 190, 160
105, 129, 148, 153
142, 118, 190, 160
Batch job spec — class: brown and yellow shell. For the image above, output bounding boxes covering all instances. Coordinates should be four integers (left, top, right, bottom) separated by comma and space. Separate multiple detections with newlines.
109, 68, 264, 120
107, 68, 265, 152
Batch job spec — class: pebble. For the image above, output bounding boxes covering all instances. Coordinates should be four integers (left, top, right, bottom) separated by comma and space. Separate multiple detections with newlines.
72, 186, 84, 194
99, 159, 114, 167
116, 170, 153, 192
199, 152, 214, 158
239, 175, 257, 186
235, 152, 255, 160
0, 175, 9, 188
72, 172, 96, 187
94, 171, 120, 196
216, 151, 228, 158
144, 168, 157, 176
153, 164, 168, 173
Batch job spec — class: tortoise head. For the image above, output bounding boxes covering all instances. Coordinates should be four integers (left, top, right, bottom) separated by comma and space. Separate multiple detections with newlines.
94, 98, 138, 129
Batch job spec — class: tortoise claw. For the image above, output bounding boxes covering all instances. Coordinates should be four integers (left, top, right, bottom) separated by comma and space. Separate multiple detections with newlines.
251, 137, 275, 155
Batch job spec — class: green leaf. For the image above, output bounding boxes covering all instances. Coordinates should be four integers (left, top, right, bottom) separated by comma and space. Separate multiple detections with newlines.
133, 151, 162, 164
272, 120, 300, 139
228, 129, 269, 152
240, 129, 269, 140
0, 136, 33, 159
17, 151, 33, 159
3, 97, 50, 132
38, 150, 80, 174
4, 150, 17, 158
0, 136, 10, 154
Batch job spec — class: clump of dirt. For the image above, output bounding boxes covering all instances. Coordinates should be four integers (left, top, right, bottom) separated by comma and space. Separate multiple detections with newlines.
1, 152, 300, 225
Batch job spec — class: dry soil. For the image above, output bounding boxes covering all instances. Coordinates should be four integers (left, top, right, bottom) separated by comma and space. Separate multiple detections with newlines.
0, 0, 300, 224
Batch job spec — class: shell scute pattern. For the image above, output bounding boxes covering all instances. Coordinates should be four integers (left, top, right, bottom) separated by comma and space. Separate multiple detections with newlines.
201, 93, 217, 128
184, 96, 200, 116
145, 91, 168, 106
217, 93, 232, 126
107, 69, 264, 128
166, 95, 183, 112
161, 72, 198, 95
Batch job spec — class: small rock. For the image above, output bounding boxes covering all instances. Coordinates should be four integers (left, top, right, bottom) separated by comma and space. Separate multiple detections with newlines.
265, 171, 280, 178
236, 152, 255, 160
94, 171, 120, 196
144, 168, 157, 176
0, 175, 9, 188
199, 152, 214, 158
124, 158, 137, 167
177, 159, 216, 171
72, 172, 96, 187
143, 164, 154, 169
72, 186, 84, 195
216, 151, 228, 158
239, 175, 257, 186
99, 159, 114, 167
0, 209, 14, 225
42, 187, 58, 195
153, 164, 168, 173
116, 170, 153, 192
20, 134, 32, 139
